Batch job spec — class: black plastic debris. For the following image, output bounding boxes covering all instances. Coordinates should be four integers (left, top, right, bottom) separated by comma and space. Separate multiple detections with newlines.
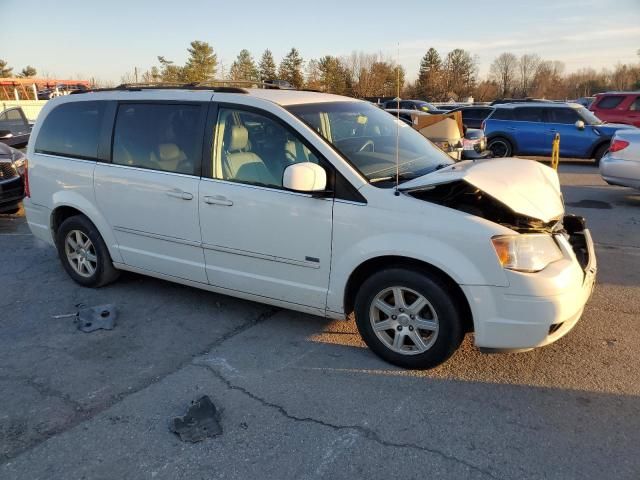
170, 395, 222, 442
75, 304, 117, 332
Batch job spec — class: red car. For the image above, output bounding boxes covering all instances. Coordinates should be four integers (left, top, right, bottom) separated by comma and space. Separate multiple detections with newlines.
590, 92, 640, 127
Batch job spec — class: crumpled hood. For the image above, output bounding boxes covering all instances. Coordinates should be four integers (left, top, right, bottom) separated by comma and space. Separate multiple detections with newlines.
399, 158, 564, 223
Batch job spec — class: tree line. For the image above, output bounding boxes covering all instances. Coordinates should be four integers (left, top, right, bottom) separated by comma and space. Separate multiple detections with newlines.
4, 41, 639, 101
0, 60, 37, 78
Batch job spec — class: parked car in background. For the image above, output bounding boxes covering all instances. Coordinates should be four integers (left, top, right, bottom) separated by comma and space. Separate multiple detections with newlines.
0, 107, 32, 148
599, 129, 640, 189
24, 86, 596, 369
484, 102, 636, 163
386, 109, 488, 160
590, 92, 640, 127
490, 98, 553, 105
0, 143, 26, 214
447, 105, 494, 129
384, 99, 446, 113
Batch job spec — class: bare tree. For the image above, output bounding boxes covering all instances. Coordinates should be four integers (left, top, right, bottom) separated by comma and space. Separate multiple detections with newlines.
518, 53, 541, 96
489, 52, 518, 97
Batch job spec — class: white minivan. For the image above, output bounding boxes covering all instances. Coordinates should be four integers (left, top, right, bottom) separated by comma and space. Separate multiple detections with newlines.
24, 86, 597, 369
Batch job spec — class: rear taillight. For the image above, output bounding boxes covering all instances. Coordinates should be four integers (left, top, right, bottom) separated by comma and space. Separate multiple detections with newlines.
609, 139, 629, 153
23, 158, 30, 197
481, 120, 486, 131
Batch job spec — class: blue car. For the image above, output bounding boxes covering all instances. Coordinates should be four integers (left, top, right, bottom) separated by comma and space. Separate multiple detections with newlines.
484, 102, 636, 164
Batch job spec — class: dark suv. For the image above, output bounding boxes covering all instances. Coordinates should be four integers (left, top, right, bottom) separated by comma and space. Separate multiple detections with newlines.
483, 102, 636, 163
590, 92, 640, 127
0, 143, 26, 214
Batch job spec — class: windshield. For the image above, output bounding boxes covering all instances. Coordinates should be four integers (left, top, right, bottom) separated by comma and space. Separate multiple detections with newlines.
287, 101, 454, 187
577, 106, 603, 125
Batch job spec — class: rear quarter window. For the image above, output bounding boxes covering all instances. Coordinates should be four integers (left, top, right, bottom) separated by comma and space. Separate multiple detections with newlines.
596, 96, 624, 109
35, 101, 106, 159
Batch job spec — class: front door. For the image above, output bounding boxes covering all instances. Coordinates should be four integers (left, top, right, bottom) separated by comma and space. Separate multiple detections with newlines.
545, 107, 593, 158
95, 102, 208, 283
198, 105, 333, 310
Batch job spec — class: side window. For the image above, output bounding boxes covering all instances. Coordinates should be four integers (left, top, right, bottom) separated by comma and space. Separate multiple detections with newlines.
35, 101, 106, 159
213, 108, 320, 189
597, 96, 624, 109
548, 108, 579, 124
629, 97, 640, 111
514, 107, 544, 122
112, 103, 201, 175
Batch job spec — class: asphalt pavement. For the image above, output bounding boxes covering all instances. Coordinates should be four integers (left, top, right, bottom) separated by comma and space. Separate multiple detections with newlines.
1, 160, 639, 479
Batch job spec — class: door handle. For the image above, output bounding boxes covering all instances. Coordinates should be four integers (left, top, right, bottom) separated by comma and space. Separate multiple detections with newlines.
166, 189, 194, 200
203, 195, 233, 206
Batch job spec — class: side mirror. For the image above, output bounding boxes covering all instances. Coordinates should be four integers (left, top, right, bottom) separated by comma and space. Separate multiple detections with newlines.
0, 130, 13, 139
575, 120, 585, 130
283, 162, 327, 193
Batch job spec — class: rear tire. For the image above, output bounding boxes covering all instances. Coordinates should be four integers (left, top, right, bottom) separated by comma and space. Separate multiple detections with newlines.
354, 268, 464, 369
487, 137, 513, 157
594, 143, 608, 166
55, 215, 119, 287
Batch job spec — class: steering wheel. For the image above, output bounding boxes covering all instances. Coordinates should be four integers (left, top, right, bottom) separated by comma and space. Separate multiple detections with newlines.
358, 139, 375, 152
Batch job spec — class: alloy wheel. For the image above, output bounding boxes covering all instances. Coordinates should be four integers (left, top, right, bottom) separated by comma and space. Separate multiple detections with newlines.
369, 286, 439, 355
64, 230, 98, 278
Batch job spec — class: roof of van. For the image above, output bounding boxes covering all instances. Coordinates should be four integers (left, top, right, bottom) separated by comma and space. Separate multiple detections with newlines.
69, 85, 357, 106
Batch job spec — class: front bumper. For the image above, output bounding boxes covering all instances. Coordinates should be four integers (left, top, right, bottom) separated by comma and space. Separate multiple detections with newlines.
0, 175, 25, 212
462, 222, 597, 351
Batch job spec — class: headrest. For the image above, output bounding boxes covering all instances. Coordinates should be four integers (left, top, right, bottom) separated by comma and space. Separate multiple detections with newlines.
158, 143, 181, 162
229, 126, 249, 152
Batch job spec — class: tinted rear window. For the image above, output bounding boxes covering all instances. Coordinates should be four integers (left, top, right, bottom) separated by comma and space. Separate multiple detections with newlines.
514, 107, 545, 122
112, 103, 202, 175
35, 101, 106, 159
596, 96, 624, 109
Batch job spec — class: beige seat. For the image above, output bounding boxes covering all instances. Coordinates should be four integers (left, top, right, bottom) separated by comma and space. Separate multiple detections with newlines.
224, 126, 278, 186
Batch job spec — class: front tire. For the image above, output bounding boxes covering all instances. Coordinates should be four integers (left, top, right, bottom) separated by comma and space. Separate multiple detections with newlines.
55, 215, 119, 287
594, 143, 608, 166
487, 137, 513, 157
354, 268, 464, 369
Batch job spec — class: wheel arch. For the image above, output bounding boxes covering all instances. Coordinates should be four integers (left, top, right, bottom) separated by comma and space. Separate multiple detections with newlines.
49, 194, 122, 263
343, 255, 474, 333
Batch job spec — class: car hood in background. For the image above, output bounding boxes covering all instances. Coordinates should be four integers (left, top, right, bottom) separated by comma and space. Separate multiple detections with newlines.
399, 158, 564, 223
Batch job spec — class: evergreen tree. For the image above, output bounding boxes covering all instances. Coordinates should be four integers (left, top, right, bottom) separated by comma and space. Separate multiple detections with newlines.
258, 49, 277, 82
317, 56, 350, 95
278, 48, 304, 88
229, 49, 258, 81
417, 48, 442, 100
182, 41, 217, 82
18, 65, 37, 78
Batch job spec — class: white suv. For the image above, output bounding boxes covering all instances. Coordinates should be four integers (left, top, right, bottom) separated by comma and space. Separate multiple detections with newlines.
24, 85, 597, 369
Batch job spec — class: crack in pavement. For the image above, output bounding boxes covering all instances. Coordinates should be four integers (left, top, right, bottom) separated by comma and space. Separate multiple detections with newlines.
0, 307, 281, 464
197, 363, 503, 480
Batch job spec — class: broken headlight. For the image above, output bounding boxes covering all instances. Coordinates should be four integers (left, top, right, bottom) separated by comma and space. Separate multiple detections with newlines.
491, 234, 563, 273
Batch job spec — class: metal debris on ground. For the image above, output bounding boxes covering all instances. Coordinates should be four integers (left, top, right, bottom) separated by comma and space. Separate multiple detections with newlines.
75, 304, 117, 332
170, 395, 222, 442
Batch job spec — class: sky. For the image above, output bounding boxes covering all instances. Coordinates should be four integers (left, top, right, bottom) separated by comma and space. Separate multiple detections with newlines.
1, 0, 639, 83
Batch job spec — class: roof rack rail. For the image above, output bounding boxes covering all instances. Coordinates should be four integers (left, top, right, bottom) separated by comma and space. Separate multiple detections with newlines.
72, 79, 298, 95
